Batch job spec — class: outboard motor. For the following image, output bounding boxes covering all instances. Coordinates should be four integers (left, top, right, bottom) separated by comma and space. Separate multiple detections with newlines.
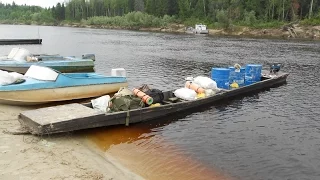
270, 63, 282, 74
82, 54, 95, 61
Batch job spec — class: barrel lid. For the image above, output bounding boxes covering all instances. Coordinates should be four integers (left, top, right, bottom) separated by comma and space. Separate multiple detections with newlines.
212, 68, 230, 71
246, 64, 262, 67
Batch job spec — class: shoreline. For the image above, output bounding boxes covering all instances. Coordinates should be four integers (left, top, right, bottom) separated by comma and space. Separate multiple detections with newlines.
64, 23, 320, 41
0, 104, 144, 180
1, 22, 320, 41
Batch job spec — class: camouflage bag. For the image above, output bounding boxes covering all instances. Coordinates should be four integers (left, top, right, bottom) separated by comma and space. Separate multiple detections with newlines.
109, 95, 145, 112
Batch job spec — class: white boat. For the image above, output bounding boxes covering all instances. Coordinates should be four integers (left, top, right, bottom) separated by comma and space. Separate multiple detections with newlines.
0, 48, 95, 74
0, 65, 128, 105
194, 24, 209, 34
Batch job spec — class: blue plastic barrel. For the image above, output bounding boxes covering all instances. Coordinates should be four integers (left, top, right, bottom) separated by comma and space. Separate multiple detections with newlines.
229, 67, 245, 87
211, 68, 230, 89
245, 64, 262, 85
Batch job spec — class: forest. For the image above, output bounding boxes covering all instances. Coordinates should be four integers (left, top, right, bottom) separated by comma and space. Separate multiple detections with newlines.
0, 0, 319, 29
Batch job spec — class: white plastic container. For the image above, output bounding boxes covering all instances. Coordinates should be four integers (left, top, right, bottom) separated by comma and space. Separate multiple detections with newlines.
111, 68, 126, 77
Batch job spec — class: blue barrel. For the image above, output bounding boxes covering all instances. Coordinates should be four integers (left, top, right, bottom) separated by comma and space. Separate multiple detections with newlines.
229, 67, 245, 87
211, 68, 230, 89
245, 64, 262, 85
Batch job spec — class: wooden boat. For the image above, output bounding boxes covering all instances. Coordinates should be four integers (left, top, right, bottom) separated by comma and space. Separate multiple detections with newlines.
0, 65, 127, 105
0, 48, 95, 74
0, 39, 42, 45
18, 71, 288, 135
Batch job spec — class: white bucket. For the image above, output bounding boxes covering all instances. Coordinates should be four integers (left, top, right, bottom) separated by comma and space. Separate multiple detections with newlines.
111, 68, 126, 77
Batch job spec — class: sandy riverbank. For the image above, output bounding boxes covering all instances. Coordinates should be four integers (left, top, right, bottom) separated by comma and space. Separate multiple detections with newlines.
64, 23, 320, 40
0, 104, 144, 180
142, 24, 320, 40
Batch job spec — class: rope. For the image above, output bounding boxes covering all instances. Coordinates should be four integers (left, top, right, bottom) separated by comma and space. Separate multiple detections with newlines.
125, 111, 130, 126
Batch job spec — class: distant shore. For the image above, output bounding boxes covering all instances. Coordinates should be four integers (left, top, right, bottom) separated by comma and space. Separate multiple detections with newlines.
61, 23, 320, 41
2, 22, 320, 41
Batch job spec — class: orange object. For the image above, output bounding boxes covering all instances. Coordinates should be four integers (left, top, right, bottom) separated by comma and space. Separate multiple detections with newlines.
132, 88, 154, 105
185, 81, 205, 93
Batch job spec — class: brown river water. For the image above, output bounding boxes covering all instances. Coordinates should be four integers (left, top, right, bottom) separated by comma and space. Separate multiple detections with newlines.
0, 24, 319, 180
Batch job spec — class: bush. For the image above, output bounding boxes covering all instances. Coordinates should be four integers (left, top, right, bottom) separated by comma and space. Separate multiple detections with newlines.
83, 12, 175, 29
252, 21, 286, 29
184, 17, 203, 27
300, 18, 320, 26
216, 10, 231, 29
243, 10, 257, 26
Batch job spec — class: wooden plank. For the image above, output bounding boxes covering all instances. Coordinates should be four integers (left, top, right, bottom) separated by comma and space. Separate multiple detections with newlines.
0, 39, 42, 45
20, 103, 101, 126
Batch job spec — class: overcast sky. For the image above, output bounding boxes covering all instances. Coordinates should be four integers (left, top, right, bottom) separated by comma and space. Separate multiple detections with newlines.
0, 0, 66, 8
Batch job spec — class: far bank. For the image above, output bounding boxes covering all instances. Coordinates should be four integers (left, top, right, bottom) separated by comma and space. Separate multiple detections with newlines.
1, 21, 320, 41
39, 22, 320, 41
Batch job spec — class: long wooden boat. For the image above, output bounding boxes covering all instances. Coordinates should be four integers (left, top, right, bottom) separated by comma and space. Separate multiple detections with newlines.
0, 39, 42, 45
0, 65, 127, 105
0, 48, 95, 74
18, 71, 289, 135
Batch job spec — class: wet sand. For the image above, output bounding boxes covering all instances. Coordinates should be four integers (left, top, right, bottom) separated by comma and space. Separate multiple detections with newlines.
0, 104, 144, 180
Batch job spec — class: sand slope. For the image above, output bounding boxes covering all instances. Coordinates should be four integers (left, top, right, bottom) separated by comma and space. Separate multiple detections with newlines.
0, 104, 144, 180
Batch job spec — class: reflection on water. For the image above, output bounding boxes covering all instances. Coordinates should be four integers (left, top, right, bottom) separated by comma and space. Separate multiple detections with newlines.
86, 112, 232, 180
1, 25, 320, 180
85, 94, 264, 180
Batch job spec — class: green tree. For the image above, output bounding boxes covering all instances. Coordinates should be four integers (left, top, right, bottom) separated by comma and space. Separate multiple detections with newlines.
178, 0, 190, 19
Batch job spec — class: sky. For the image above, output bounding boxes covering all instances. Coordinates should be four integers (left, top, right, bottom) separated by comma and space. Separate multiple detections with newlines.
0, 0, 66, 8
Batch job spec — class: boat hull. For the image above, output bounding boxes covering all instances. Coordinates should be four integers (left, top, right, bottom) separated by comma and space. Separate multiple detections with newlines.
0, 82, 128, 105
195, 30, 209, 34
0, 65, 94, 74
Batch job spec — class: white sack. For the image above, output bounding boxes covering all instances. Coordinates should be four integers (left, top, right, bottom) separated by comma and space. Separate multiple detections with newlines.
0, 70, 24, 85
204, 89, 216, 97
9, 72, 24, 80
0, 70, 14, 85
91, 95, 110, 113
193, 76, 217, 89
174, 88, 197, 101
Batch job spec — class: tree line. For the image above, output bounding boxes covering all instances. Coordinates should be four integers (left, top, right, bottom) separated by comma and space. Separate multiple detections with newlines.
0, 0, 319, 27
64, 0, 320, 23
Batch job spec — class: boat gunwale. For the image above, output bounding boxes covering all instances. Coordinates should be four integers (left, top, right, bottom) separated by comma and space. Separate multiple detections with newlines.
99, 72, 289, 115
0, 80, 128, 91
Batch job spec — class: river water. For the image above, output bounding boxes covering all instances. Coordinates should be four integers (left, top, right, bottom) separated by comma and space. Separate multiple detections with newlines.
1, 25, 319, 180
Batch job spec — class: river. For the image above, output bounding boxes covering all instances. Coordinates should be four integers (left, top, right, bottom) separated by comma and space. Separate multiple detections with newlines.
1, 24, 319, 180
